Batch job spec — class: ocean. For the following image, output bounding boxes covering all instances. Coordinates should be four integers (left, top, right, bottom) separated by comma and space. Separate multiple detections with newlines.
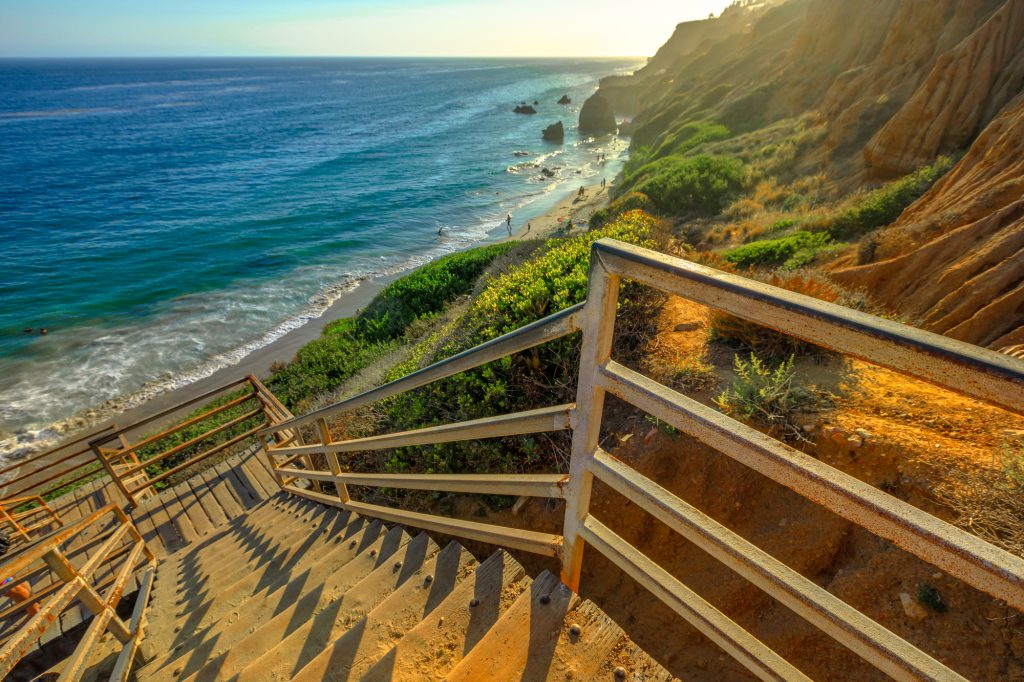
0, 57, 640, 458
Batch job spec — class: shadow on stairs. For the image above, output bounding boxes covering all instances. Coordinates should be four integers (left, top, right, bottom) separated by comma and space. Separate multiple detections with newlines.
78, 492, 675, 681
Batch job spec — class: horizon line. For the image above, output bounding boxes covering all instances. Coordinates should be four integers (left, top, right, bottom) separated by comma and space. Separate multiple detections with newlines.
0, 54, 648, 60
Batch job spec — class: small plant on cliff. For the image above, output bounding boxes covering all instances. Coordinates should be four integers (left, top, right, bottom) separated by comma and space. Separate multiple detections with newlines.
916, 583, 948, 613
715, 352, 813, 439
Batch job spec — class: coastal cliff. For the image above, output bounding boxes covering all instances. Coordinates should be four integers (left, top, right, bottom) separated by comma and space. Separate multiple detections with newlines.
592, 0, 1024, 347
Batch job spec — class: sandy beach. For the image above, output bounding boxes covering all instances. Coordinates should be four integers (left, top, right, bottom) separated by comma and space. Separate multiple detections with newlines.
11, 181, 614, 467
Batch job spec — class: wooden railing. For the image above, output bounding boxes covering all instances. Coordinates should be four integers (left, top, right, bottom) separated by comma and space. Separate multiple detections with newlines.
261, 238, 1024, 681
92, 375, 288, 508
0, 503, 155, 680
0, 425, 116, 511
0, 495, 64, 547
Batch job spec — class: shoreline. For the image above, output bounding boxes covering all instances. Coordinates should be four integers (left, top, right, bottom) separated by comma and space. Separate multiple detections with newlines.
5, 181, 614, 462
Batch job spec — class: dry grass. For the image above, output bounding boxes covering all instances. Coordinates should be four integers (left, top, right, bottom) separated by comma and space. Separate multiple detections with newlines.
933, 439, 1024, 558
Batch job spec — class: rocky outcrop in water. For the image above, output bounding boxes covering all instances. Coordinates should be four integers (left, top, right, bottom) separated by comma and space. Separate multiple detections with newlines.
541, 121, 564, 143
558, 95, 571, 105
513, 103, 537, 114
578, 93, 616, 134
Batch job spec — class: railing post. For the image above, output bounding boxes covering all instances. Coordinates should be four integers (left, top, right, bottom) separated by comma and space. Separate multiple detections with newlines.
561, 246, 620, 591
41, 548, 132, 643
258, 434, 287, 489
318, 418, 350, 504
91, 439, 138, 509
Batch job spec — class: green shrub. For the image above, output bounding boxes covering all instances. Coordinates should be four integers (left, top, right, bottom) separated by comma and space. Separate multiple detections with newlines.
723, 230, 831, 269
381, 211, 660, 475
625, 154, 747, 216
916, 583, 948, 613
359, 243, 515, 341
268, 243, 513, 410
589, 191, 655, 228
653, 120, 732, 159
715, 353, 813, 438
827, 156, 954, 238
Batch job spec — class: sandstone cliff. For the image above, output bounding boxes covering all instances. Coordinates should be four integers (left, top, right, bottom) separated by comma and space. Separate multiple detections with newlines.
865, 0, 1024, 174
835, 95, 1024, 348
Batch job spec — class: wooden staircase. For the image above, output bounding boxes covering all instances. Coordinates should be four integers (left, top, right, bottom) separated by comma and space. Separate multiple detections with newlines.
106, 493, 674, 682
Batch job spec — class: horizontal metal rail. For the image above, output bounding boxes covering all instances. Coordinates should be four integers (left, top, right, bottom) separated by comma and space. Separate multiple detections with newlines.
261, 237, 1022, 681
276, 470, 568, 498
0, 503, 154, 679
596, 359, 1024, 611
282, 485, 562, 557
261, 301, 584, 437
271, 404, 574, 458
580, 516, 809, 682
594, 238, 1023, 414
588, 448, 960, 681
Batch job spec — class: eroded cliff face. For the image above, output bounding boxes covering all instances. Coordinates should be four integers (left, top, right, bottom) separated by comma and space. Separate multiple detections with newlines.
835, 95, 1024, 348
821, 0, 1004, 157
864, 0, 1024, 174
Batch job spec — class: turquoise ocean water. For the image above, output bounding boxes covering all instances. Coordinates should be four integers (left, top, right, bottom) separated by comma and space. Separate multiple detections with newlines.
0, 57, 639, 457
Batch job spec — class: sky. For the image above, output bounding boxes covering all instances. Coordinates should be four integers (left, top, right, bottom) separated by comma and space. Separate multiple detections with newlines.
0, 0, 735, 58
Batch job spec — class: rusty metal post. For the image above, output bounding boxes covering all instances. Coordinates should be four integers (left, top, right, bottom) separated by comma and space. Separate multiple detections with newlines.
318, 418, 350, 504
90, 438, 137, 509
561, 245, 620, 591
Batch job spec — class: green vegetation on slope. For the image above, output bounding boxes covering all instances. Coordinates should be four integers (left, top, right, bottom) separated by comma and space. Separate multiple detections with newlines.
268, 242, 515, 409
620, 154, 747, 216
379, 211, 660, 476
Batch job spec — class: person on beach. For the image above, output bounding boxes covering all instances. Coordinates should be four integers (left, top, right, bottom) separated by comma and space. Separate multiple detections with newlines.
506, 213, 512, 236
526, 222, 531, 234
578, 186, 585, 198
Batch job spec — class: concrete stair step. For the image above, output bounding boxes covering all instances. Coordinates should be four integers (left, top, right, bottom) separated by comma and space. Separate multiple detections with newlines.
289, 541, 479, 681
227, 532, 441, 682
357, 549, 530, 682
144, 518, 386, 675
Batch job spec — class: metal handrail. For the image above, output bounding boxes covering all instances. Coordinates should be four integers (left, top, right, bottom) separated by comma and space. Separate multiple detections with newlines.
262, 238, 1023, 681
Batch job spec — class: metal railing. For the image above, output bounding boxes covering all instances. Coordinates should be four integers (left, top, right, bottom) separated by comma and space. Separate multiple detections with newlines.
0, 503, 155, 680
92, 375, 287, 508
260, 238, 1024, 681
0, 426, 116, 512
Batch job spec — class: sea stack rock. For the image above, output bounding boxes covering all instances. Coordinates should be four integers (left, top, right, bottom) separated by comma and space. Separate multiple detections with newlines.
558, 94, 571, 104
542, 121, 564, 143
513, 102, 537, 114
579, 93, 616, 134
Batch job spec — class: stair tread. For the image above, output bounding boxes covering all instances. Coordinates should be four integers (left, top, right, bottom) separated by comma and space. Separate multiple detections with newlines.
290, 541, 479, 681
164, 526, 416, 682
230, 532, 441, 682
445, 569, 579, 682
358, 548, 530, 682
144, 517, 384, 675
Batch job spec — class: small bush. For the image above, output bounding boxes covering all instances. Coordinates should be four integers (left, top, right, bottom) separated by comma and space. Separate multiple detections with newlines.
723, 231, 831, 269
269, 243, 513, 410
625, 154, 747, 216
590, 191, 655, 228
715, 353, 813, 438
826, 156, 954, 239
653, 120, 732, 159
